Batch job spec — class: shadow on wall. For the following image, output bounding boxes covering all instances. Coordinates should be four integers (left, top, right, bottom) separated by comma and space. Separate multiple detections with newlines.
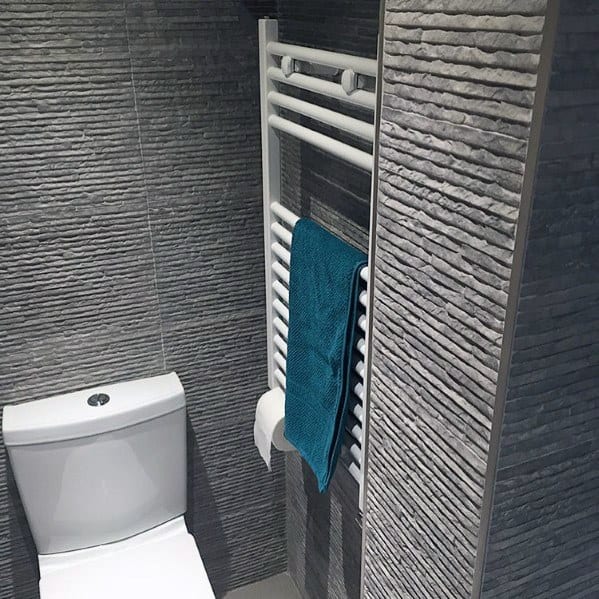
185, 418, 230, 599
341, 479, 361, 598
303, 459, 331, 598
5, 449, 39, 599
299, 460, 361, 599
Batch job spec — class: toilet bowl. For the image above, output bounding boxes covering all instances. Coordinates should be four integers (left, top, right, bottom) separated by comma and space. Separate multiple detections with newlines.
38, 517, 213, 598
2, 373, 215, 599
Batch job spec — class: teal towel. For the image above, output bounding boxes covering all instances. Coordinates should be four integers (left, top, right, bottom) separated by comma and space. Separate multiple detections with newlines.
284, 218, 367, 492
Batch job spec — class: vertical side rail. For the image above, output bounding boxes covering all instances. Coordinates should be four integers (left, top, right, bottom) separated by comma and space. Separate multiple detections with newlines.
359, 31, 383, 514
359, 270, 371, 512
259, 19, 281, 389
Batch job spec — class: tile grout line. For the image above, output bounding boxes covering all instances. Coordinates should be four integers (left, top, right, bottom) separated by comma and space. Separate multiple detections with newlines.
122, 0, 167, 372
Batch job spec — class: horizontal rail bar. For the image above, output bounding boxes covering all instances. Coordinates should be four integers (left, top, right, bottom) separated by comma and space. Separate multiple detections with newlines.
358, 314, 367, 333
267, 41, 378, 77
350, 442, 362, 464
271, 201, 299, 229
272, 242, 290, 266
348, 461, 361, 484
274, 334, 287, 356
347, 419, 362, 444
274, 351, 286, 373
273, 280, 289, 303
274, 317, 288, 339
274, 298, 289, 322
353, 380, 365, 402
268, 67, 376, 111
269, 114, 373, 172
355, 360, 365, 379
271, 221, 293, 246
356, 337, 366, 356
359, 290, 368, 308
272, 261, 290, 284
269, 91, 374, 142
349, 397, 363, 422
275, 369, 286, 389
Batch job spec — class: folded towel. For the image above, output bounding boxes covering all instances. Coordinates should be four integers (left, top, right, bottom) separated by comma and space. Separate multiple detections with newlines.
284, 218, 367, 492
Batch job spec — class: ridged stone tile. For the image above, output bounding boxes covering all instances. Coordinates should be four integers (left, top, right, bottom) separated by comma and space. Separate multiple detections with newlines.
0, 4, 164, 597
124, 1, 284, 595
363, 2, 547, 597
0, 2, 282, 599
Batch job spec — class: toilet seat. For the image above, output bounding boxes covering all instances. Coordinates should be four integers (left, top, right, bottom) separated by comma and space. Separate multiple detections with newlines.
38, 517, 215, 599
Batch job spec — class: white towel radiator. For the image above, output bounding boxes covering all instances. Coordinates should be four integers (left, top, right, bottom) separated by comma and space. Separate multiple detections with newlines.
258, 18, 378, 510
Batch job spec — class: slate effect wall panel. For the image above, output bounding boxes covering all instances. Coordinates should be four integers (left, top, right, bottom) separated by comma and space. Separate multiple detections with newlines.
0, 5, 164, 597
481, 1, 599, 596
276, 2, 381, 597
0, 3, 282, 599
363, 2, 548, 598
123, 2, 283, 594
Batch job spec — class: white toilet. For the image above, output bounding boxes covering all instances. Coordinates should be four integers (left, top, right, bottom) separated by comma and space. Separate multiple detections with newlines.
2, 372, 215, 598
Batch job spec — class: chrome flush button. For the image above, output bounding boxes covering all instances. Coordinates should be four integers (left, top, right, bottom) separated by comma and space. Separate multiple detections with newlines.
87, 393, 110, 407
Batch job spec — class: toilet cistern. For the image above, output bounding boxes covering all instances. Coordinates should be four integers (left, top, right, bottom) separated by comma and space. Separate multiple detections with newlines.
2, 372, 215, 599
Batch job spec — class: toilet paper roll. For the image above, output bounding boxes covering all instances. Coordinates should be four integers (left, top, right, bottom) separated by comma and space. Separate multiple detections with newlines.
254, 387, 295, 470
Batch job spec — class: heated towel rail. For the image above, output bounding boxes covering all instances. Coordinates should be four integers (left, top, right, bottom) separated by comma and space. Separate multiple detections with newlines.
259, 19, 377, 508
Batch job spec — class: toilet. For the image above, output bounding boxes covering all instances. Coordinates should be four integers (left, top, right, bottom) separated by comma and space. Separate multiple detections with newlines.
2, 372, 215, 598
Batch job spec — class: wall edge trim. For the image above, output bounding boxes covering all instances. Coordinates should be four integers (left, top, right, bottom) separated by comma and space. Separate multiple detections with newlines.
360, 0, 386, 596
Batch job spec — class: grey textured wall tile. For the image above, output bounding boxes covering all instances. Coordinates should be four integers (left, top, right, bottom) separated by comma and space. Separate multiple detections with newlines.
363, 3, 547, 598
0, 2, 282, 598
0, 3, 164, 598
121, 0, 285, 594
165, 312, 286, 595
286, 452, 362, 599
481, 1, 599, 596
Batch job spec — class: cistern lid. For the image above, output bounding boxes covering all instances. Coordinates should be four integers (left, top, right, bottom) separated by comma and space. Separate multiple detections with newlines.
2, 372, 185, 446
